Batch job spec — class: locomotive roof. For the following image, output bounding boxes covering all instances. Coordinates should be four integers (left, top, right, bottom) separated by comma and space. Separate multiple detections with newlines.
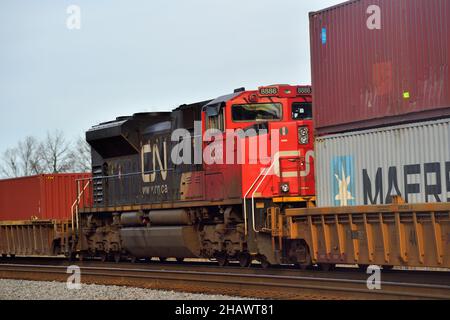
173, 99, 213, 112
142, 121, 172, 135
202, 92, 242, 117
94, 112, 171, 127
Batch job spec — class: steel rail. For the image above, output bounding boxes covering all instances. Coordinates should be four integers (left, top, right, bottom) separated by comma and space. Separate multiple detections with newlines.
0, 263, 449, 300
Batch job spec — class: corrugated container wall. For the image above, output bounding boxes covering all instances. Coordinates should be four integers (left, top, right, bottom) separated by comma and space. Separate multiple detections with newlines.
310, 0, 450, 135
0, 174, 91, 222
315, 119, 450, 207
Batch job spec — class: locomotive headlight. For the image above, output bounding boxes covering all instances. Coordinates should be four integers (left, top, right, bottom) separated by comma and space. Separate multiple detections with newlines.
281, 183, 290, 193
298, 126, 309, 145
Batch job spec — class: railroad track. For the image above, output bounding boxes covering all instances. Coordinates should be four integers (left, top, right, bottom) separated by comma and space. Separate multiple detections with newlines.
0, 260, 449, 299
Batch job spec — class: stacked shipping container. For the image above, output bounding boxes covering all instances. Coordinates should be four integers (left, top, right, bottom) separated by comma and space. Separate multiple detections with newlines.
310, 0, 450, 207
315, 118, 450, 207
310, 0, 449, 135
0, 174, 91, 222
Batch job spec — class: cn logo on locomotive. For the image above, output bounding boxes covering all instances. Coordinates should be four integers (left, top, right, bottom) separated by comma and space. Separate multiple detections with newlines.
141, 141, 168, 183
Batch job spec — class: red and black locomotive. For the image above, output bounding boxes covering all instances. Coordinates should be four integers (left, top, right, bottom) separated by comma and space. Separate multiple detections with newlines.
79, 84, 315, 267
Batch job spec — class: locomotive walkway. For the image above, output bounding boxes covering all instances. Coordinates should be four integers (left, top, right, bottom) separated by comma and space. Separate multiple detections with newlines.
0, 258, 449, 300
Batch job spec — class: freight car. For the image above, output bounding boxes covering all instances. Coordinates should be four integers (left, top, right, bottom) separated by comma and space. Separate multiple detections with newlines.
280, 0, 450, 270
0, 174, 91, 258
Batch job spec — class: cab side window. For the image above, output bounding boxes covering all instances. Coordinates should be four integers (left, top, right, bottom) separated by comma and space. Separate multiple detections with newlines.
292, 102, 312, 120
207, 109, 225, 132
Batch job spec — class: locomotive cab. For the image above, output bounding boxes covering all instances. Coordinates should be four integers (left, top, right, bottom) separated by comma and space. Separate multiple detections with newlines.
201, 84, 315, 202
200, 85, 315, 264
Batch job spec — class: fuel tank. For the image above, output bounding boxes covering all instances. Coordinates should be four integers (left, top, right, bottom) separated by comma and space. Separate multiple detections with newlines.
148, 209, 192, 225
120, 226, 201, 258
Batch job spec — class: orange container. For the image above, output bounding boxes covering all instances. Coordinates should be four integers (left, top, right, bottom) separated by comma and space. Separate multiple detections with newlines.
0, 173, 91, 222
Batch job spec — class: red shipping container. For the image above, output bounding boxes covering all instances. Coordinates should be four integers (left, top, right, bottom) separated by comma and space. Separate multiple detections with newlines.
310, 0, 450, 135
0, 174, 91, 222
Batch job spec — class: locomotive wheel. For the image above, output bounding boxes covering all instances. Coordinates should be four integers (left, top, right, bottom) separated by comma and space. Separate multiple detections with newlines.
260, 258, 271, 269
79, 252, 87, 262
68, 251, 77, 262
299, 264, 310, 271
238, 253, 252, 268
159, 257, 167, 262
298, 250, 312, 271
176, 258, 184, 263
319, 263, 335, 272
216, 254, 229, 267
298, 262, 312, 271
100, 252, 108, 262
358, 264, 369, 271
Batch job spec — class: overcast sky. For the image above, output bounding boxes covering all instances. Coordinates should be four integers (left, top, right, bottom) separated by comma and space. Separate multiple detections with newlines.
0, 0, 342, 152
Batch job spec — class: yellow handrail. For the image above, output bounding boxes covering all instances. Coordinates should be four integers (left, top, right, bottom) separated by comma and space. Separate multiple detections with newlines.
71, 179, 92, 232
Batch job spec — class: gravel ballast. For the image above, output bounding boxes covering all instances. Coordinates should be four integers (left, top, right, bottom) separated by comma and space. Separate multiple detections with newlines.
0, 279, 246, 300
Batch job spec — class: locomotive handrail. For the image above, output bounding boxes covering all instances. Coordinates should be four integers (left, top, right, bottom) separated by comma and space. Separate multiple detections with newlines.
251, 156, 279, 234
91, 168, 175, 181
243, 153, 280, 235
243, 167, 268, 236
244, 151, 304, 235
71, 179, 92, 232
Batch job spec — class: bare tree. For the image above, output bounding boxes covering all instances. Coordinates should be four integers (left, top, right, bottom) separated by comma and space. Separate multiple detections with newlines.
0, 136, 42, 178
69, 137, 91, 172
18, 136, 42, 175
0, 148, 20, 178
39, 130, 74, 174
0, 132, 91, 178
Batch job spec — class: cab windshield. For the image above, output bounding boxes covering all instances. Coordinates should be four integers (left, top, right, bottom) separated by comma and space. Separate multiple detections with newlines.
232, 103, 282, 122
